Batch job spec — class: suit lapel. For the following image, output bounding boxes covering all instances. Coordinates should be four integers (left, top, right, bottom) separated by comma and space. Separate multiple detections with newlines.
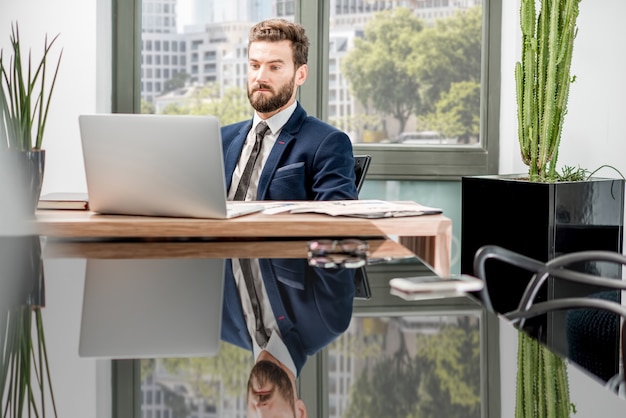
259, 259, 294, 334
257, 104, 307, 199
223, 122, 252, 191
222, 260, 254, 348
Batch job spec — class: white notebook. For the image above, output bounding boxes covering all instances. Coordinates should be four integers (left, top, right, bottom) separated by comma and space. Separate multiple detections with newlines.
78, 113, 263, 219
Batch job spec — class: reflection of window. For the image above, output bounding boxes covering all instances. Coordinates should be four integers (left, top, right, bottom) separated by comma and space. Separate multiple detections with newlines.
329, 312, 483, 418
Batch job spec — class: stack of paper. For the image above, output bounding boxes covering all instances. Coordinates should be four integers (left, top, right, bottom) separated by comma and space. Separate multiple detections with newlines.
262, 200, 442, 218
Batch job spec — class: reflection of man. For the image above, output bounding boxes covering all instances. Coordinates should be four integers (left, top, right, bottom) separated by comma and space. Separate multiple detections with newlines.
247, 355, 306, 417
222, 18, 357, 201
221, 258, 355, 418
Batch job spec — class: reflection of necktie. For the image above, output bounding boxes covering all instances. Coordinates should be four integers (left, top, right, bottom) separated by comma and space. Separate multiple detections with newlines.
239, 258, 270, 346
234, 122, 270, 201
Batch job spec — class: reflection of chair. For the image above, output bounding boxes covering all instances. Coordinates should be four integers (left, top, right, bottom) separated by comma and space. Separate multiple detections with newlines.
354, 267, 371, 300
472, 245, 626, 316
354, 155, 371, 195
472, 244, 626, 393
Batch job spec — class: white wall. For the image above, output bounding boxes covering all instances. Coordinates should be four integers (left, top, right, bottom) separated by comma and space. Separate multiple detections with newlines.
0, 2, 109, 418
500, 0, 626, 178
0, 0, 110, 195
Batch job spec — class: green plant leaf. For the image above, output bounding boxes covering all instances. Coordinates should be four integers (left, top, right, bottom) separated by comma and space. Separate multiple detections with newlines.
0, 21, 62, 151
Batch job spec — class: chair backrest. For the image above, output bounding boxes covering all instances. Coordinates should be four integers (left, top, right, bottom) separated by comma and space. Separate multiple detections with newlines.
472, 244, 626, 392
354, 155, 372, 194
472, 244, 626, 315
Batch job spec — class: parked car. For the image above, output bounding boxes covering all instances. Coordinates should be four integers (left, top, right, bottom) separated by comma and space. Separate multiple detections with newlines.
389, 131, 457, 145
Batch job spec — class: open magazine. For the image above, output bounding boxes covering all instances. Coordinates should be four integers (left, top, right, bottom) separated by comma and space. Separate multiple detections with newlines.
262, 200, 442, 218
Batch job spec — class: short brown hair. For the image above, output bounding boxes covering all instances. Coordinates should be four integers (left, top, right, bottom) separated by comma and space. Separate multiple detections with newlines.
248, 19, 309, 68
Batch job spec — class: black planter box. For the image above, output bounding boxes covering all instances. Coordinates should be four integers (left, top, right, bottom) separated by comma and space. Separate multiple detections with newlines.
461, 175, 625, 381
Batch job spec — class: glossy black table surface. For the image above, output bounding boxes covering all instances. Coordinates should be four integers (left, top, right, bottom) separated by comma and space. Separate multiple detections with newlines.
2, 237, 623, 417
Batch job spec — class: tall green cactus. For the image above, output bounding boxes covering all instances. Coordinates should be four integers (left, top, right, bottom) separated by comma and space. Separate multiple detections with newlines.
515, 0, 581, 182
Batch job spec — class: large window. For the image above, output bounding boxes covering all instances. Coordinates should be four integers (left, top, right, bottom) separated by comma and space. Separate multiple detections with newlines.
113, 0, 500, 181
330, 1, 500, 179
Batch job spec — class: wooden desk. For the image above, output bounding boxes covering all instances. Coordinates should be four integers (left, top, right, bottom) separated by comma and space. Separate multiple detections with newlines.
42, 238, 415, 260
35, 210, 452, 276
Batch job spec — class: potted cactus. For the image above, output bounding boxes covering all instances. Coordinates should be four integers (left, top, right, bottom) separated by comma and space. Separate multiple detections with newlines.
461, 0, 624, 368
516, 0, 580, 182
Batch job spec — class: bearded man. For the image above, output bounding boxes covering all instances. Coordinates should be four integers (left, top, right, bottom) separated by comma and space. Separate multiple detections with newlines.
222, 19, 357, 202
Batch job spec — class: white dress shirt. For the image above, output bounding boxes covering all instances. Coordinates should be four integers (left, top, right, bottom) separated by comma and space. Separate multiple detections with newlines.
227, 101, 298, 201
232, 258, 297, 377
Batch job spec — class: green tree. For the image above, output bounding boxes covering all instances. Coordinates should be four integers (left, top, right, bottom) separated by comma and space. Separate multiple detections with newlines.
162, 71, 191, 95
342, 316, 481, 418
139, 343, 252, 418
160, 83, 251, 125
141, 99, 155, 114
158, 342, 252, 399
341, 8, 425, 135
422, 80, 480, 143
408, 6, 482, 116
413, 317, 481, 418
344, 331, 421, 418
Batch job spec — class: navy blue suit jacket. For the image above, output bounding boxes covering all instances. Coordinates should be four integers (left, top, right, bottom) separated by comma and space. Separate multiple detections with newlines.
220, 258, 355, 376
221, 103, 358, 200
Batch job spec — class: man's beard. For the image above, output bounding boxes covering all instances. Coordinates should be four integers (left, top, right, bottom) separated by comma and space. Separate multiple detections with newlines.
248, 77, 295, 113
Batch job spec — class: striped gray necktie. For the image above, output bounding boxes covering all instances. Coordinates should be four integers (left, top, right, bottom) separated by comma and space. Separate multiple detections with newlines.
233, 122, 270, 201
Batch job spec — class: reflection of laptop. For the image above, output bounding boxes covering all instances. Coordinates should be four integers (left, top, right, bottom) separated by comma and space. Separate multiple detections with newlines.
78, 113, 263, 219
79, 258, 224, 359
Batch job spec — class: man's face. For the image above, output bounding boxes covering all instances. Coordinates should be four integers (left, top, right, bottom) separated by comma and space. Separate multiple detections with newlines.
247, 40, 307, 118
247, 360, 305, 418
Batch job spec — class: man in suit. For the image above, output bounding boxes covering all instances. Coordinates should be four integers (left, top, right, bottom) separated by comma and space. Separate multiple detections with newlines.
222, 18, 358, 201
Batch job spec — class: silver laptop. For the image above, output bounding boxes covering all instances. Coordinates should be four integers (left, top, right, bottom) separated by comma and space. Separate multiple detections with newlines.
79, 257, 224, 359
78, 113, 263, 219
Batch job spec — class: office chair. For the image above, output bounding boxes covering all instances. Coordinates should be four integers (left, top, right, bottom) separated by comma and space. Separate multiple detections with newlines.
472, 244, 626, 394
353, 155, 372, 195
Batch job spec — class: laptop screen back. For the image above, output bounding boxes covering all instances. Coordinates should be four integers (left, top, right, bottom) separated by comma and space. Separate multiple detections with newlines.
79, 113, 230, 218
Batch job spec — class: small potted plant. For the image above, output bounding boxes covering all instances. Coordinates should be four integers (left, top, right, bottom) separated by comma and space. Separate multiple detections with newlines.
0, 22, 63, 213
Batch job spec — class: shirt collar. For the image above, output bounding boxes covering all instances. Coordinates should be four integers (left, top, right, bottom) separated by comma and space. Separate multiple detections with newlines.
252, 331, 297, 378
253, 101, 298, 136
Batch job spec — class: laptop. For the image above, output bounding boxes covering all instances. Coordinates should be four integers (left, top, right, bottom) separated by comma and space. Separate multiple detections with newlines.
79, 257, 225, 359
78, 113, 263, 219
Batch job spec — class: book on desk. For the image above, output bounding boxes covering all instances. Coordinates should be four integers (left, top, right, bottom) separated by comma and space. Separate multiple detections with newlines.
38, 192, 89, 210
